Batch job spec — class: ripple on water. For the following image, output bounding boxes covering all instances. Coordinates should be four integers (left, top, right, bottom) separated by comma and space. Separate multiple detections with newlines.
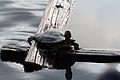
0, 0, 47, 47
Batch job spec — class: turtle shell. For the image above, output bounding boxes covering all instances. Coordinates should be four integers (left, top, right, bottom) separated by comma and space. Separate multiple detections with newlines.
35, 29, 64, 43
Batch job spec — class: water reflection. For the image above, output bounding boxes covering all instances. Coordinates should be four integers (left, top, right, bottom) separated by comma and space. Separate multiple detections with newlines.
75, 63, 109, 74
0, 1, 13, 7
98, 69, 120, 80
69, 0, 120, 49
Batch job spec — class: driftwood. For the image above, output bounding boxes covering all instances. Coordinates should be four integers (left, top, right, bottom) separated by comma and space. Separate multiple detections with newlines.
0, 0, 76, 73
0, 45, 42, 72
1, 45, 120, 72
25, 0, 76, 70
1, 45, 28, 65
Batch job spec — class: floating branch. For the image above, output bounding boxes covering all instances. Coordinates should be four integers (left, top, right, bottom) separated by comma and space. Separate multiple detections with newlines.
1, 46, 120, 72
0, 45, 42, 72
0, 45, 28, 65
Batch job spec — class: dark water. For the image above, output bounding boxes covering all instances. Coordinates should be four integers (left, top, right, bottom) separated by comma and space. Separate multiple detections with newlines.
0, 0, 120, 80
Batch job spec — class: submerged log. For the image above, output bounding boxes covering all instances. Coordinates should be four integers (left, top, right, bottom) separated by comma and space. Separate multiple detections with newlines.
1, 46, 120, 72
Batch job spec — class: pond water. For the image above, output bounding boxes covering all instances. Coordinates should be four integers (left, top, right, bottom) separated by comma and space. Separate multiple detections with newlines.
0, 0, 120, 80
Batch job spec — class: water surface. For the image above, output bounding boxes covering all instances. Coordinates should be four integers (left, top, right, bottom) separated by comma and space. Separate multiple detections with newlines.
1, 0, 120, 80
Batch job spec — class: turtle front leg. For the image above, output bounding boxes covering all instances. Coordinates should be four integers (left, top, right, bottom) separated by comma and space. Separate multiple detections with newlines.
73, 42, 79, 50
27, 36, 35, 45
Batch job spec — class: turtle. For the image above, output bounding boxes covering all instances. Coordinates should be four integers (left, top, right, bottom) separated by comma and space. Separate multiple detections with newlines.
27, 29, 79, 50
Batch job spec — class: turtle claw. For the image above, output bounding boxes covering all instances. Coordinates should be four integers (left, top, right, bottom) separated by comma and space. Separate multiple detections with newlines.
27, 36, 35, 45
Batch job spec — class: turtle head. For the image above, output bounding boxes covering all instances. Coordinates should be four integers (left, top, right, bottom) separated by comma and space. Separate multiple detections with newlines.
64, 30, 71, 40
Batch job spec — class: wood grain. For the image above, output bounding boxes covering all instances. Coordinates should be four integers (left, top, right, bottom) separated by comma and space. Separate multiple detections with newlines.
25, 0, 76, 68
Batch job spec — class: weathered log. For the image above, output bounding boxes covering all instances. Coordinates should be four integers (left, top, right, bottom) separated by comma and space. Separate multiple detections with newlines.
53, 49, 120, 69
25, 0, 76, 70
0, 45, 28, 65
1, 46, 120, 72
0, 45, 42, 72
